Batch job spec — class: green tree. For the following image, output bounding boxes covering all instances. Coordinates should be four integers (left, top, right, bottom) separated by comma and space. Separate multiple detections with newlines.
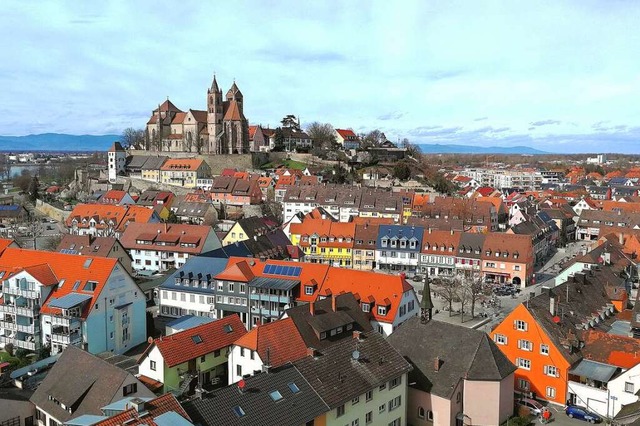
393, 161, 411, 180
166, 210, 179, 223
273, 128, 286, 152
36, 344, 51, 361
28, 175, 39, 202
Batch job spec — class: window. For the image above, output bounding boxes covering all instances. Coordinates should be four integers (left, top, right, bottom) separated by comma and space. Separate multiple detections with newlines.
519, 379, 530, 391
366, 390, 373, 402
389, 395, 401, 411
240, 348, 245, 357
337, 404, 345, 417
351, 420, 360, 426
362, 303, 370, 312
150, 360, 156, 371
544, 365, 559, 377
352, 396, 360, 405
200, 355, 206, 362
379, 403, 386, 414
546, 386, 556, 399
626, 382, 635, 393
518, 339, 533, 351
288, 382, 300, 393
515, 320, 527, 331
389, 419, 401, 426
517, 358, 531, 370
366, 411, 373, 424
494, 334, 507, 345
250, 350, 255, 360
123, 383, 137, 396
379, 383, 386, 391
418, 406, 425, 419
427, 411, 434, 421
229, 283, 234, 292
236, 365, 242, 377
269, 390, 283, 401
389, 376, 401, 389
456, 392, 461, 403
378, 306, 387, 316
540, 344, 549, 355
232, 406, 245, 418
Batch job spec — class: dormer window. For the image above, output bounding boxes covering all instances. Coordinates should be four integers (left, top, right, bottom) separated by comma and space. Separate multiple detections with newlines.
495, 251, 500, 257
390, 240, 397, 248
400, 240, 406, 248
381, 239, 388, 247
486, 250, 491, 256
409, 241, 416, 249
362, 302, 370, 312
305, 285, 314, 295
378, 306, 387, 316
503, 252, 509, 258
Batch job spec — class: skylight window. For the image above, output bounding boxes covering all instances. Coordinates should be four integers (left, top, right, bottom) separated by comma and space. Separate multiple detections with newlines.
83, 281, 97, 292
224, 324, 233, 333
269, 390, 283, 401
72, 280, 81, 291
288, 382, 300, 393
232, 406, 245, 418
192, 335, 203, 344
83, 258, 93, 269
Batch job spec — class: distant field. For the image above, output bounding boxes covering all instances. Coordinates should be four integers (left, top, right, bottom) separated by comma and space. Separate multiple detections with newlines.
261, 159, 307, 170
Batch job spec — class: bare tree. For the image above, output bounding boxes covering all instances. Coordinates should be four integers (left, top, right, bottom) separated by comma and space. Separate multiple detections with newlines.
0, 154, 11, 182
433, 277, 458, 317
466, 272, 491, 319
306, 122, 336, 149
361, 129, 387, 148
121, 128, 146, 149
401, 137, 421, 158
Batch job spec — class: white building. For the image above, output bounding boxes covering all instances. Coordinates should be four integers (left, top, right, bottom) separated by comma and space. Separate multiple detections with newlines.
108, 142, 127, 184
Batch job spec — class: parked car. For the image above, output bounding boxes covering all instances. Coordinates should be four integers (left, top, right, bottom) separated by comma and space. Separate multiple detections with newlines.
565, 405, 602, 423
516, 397, 544, 416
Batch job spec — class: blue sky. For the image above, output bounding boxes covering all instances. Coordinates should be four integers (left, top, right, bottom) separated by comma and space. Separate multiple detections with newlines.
2, 1, 640, 153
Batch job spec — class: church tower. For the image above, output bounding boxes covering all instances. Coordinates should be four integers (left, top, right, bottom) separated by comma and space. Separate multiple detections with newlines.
223, 81, 249, 154
207, 75, 223, 154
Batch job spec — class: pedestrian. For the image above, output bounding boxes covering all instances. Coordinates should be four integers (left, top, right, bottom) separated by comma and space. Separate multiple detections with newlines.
540, 408, 551, 424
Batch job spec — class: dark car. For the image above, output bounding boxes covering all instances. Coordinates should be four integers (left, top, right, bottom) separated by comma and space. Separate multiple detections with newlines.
565, 405, 602, 423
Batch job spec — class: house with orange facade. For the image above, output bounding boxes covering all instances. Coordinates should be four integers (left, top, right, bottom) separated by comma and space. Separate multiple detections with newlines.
491, 270, 622, 407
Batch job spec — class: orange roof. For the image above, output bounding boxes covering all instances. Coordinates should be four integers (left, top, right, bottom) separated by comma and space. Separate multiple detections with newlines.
335, 128, 357, 138
582, 329, 640, 369
626, 171, 640, 179
171, 112, 186, 124
99, 190, 128, 204
257, 177, 273, 188
350, 217, 394, 226
223, 100, 242, 121
602, 200, 640, 214
94, 393, 191, 426
119, 222, 214, 255
233, 317, 308, 368
0, 239, 15, 254
160, 158, 205, 171
248, 125, 258, 139
275, 175, 297, 188
142, 315, 247, 368
606, 170, 624, 179
291, 219, 356, 247
0, 248, 117, 318
215, 259, 256, 282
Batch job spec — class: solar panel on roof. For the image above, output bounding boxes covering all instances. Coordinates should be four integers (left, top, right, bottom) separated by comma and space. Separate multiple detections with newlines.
274, 265, 283, 275
262, 264, 273, 274
281, 266, 290, 276
292, 266, 301, 277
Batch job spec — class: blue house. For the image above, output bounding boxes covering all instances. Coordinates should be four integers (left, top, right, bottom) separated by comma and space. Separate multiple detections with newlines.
375, 225, 424, 275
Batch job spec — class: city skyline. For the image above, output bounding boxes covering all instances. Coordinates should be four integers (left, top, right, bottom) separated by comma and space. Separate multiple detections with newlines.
2, 1, 640, 153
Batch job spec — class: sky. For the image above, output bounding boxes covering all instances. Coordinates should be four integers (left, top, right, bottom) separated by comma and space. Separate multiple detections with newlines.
2, 1, 640, 153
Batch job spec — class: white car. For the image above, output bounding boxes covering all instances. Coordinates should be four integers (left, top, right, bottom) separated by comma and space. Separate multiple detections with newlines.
516, 397, 544, 416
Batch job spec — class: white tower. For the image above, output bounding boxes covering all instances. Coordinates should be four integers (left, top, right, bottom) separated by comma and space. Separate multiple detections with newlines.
108, 142, 126, 183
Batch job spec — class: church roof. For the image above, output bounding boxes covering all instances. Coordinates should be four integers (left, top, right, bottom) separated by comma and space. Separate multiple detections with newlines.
155, 99, 182, 113
223, 100, 243, 121
226, 82, 242, 99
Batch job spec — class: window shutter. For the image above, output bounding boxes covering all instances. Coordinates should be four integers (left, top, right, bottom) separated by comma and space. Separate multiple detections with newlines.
524, 322, 528, 331
544, 366, 548, 375
504, 336, 508, 345
513, 320, 517, 330
517, 340, 522, 349
556, 369, 560, 378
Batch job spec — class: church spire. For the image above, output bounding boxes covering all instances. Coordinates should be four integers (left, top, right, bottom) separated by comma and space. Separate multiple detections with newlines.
210, 73, 219, 92
420, 278, 434, 323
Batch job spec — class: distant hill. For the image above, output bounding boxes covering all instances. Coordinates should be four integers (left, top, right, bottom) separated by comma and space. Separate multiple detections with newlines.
0, 133, 120, 152
417, 143, 549, 155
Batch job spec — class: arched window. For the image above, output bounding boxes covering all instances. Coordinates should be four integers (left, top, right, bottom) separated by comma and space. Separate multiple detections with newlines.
427, 410, 433, 421
418, 406, 425, 419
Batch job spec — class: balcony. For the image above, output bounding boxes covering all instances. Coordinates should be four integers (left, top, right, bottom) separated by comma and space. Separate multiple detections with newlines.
51, 316, 81, 327
51, 331, 81, 345
249, 294, 291, 304
250, 306, 281, 317
2, 287, 39, 299
0, 304, 40, 317
0, 335, 36, 351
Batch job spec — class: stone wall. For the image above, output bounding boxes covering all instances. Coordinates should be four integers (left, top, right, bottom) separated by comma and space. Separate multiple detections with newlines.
35, 200, 69, 222
128, 149, 253, 174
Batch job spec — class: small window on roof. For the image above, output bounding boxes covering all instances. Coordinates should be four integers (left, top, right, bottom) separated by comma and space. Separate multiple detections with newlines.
224, 324, 233, 333
232, 406, 245, 418
269, 390, 283, 401
83, 281, 97, 292
288, 382, 300, 393
192, 335, 203, 344
83, 258, 93, 269
58, 279, 65, 287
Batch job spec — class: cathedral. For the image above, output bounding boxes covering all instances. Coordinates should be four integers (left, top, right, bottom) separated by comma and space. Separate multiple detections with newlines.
145, 76, 249, 154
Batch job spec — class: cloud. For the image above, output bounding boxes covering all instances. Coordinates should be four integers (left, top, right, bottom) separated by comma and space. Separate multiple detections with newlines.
377, 111, 405, 121
473, 117, 488, 122
252, 48, 347, 64
530, 119, 561, 126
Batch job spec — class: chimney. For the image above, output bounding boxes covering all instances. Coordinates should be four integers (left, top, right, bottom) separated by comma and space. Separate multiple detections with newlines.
434, 357, 442, 371
549, 289, 556, 316
619, 233, 625, 246
332, 295, 338, 312
309, 301, 315, 316
353, 330, 362, 340
129, 397, 145, 413
307, 347, 317, 358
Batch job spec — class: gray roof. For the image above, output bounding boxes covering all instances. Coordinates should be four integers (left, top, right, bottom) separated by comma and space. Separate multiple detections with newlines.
285, 293, 373, 350
387, 317, 516, 399
294, 331, 412, 408
183, 364, 329, 426
48, 293, 93, 309
30, 345, 154, 422
570, 359, 618, 383
249, 276, 298, 291
159, 257, 230, 295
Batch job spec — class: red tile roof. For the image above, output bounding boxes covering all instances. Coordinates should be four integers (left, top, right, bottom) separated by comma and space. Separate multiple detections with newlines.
335, 128, 357, 138
94, 393, 191, 426
99, 190, 129, 204
0, 248, 117, 318
119, 222, 214, 255
142, 315, 247, 368
582, 329, 640, 369
233, 317, 308, 368
223, 100, 242, 121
